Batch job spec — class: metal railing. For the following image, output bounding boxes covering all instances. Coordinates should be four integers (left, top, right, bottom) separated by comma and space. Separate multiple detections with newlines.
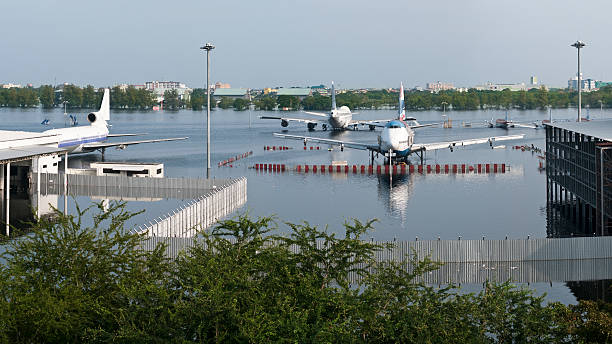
134, 177, 247, 240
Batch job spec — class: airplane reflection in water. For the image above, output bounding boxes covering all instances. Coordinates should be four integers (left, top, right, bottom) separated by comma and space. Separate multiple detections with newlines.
376, 173, 415, 226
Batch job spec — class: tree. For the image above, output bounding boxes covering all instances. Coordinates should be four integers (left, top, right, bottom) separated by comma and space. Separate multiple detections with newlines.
0, 202, 171, 342
217, 96, 233, 109
39, 85, 55, 108
232, 98, 249, 111
163, 89, 180, 110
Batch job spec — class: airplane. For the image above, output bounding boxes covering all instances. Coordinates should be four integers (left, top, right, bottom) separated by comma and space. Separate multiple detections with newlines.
487, 112, 540, 129
260, 81, 389, 131
1, 88, 187, 156
274, 84, 524, 164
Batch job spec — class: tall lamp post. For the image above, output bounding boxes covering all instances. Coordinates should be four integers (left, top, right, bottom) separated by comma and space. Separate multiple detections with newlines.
200, 42, 215, 178
441, 101, 448, 128
571, 40, 586, 122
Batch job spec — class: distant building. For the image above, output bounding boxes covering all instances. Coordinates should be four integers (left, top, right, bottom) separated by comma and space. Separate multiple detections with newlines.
474, 82, 527, 91
276, 88, 312, 99
1, 83, 22, 89
568, 74, 596, 91
310, 84, 329, 96
212, 88, 249, 99
596, 81, 612, 89
263, 88, 277, 95
215, 82, 231, 89
145, 81, 192, 103
530, 76, 538, 86
426, 81, 454, 93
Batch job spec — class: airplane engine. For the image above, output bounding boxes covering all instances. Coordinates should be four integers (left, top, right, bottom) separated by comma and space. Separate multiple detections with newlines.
281, 119, 289, 127
87, 113, 97, 123
307, 122, 317, 130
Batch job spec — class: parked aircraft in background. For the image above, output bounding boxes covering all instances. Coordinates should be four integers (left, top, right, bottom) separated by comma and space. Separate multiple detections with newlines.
260, 81, 390, 131
274, 84, 524, 164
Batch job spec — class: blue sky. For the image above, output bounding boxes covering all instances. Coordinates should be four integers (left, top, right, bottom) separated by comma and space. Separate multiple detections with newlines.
1, 0, 610, 89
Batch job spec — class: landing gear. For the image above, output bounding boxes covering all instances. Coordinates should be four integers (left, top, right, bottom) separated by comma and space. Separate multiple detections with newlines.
353, 125, 358, 131
413, 149, 425, 165
322, 124, 327, 131
369, 125, 376, 131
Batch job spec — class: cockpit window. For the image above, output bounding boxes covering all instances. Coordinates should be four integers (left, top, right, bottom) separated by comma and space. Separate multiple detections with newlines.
389, 125, 401, 128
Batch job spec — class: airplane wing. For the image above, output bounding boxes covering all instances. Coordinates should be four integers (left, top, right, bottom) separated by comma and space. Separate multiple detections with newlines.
107, 133, 147, 137
411, 134, 524, 152
273, 133, 377, 151
512, 122, 540, 129
82, 137, 188, 151
259, 116, 321, 124
302, 111, 329, 117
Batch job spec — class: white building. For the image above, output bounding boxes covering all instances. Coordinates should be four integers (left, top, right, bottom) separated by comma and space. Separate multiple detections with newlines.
568, 74, 596, 91
426, 81, 455, 93
145, 81, 192, 102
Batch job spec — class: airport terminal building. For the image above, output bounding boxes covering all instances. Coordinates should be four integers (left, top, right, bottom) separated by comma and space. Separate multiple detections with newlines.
545, 121, 612, 236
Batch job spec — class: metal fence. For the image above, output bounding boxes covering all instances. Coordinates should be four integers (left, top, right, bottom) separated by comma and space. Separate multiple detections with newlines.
140, 235, 612, 283
32, 173, 230, 199
134, 177, 247, 240
142, 236, 612, 263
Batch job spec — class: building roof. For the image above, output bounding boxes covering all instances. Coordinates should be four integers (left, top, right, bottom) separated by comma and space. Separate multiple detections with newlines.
545, 120, 612, 142
276, 88, 311, 96
213, 88, 247, 96
0, 145, 67, 164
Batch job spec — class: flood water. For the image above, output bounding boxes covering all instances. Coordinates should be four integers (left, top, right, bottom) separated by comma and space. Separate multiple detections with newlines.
2, 105, 612, 304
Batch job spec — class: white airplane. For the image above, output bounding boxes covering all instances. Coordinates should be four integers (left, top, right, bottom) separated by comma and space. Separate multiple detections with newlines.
274, 84, 524, 164
486, 112, 540, 130
260, 81, 388, 131
0, 88, 187, 156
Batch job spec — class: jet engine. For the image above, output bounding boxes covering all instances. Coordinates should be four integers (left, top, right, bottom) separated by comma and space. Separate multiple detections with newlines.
307, 122, 317, 130
87, 112, 98, 123
281, 119, 289, 127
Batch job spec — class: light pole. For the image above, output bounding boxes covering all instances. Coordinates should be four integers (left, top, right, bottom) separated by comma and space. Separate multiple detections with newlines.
571, 40, 586, 122
200, 42, 215, 178
599, 99, 603, 117
441, 101, 448, 128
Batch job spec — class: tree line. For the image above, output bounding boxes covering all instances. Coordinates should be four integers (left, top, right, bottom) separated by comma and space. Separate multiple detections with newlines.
3, 85, 612, 112
0, 202, 610, 342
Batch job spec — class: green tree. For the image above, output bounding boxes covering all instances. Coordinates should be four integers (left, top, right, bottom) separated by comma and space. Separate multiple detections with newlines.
232, 97, 249, 111
217, 96, 233, 109
163, 89, 180, 110
39, 85, 55, 108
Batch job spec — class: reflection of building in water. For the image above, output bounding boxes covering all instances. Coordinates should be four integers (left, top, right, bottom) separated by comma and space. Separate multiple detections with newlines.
377, 173, 415, 224
545, 121, 612, 237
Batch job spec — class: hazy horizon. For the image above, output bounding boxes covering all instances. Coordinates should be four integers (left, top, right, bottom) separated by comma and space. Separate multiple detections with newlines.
1, 0, 610, 89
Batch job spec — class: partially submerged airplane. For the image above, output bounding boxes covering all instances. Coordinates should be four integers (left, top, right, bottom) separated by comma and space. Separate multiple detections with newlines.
0, 88, 187, 157
487, 112, 540, 129
274, 84, 524, 164
260, 81, 388, 131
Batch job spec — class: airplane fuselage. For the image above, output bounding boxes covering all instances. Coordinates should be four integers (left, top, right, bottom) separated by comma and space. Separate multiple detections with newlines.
377, 120, 414, 157
328, 106, 353, 129
43, 125, 109, 153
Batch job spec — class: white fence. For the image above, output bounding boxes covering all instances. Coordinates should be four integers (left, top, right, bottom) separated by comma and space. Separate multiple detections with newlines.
134, 177, 247, 239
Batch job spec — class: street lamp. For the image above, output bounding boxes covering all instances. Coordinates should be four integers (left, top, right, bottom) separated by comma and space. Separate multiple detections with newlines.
571, 40, 586, 122
441, 101, 448, 128
200, 42, 215, 178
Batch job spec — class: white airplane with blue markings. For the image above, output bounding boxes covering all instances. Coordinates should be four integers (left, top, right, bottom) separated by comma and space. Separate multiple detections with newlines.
260, 81, 390, 131
274, 83, 524, 163
39, 88, 186, 155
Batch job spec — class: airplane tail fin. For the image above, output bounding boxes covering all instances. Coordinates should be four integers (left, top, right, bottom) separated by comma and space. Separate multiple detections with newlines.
331, 81, 337, 110
399, 82, 406, 121
88, 88, 110, 127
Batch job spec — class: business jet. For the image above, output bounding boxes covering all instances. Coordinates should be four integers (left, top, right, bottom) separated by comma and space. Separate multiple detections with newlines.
260, 81, 389, 131
0, 88, 186, 157
274, 84, 524, 164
